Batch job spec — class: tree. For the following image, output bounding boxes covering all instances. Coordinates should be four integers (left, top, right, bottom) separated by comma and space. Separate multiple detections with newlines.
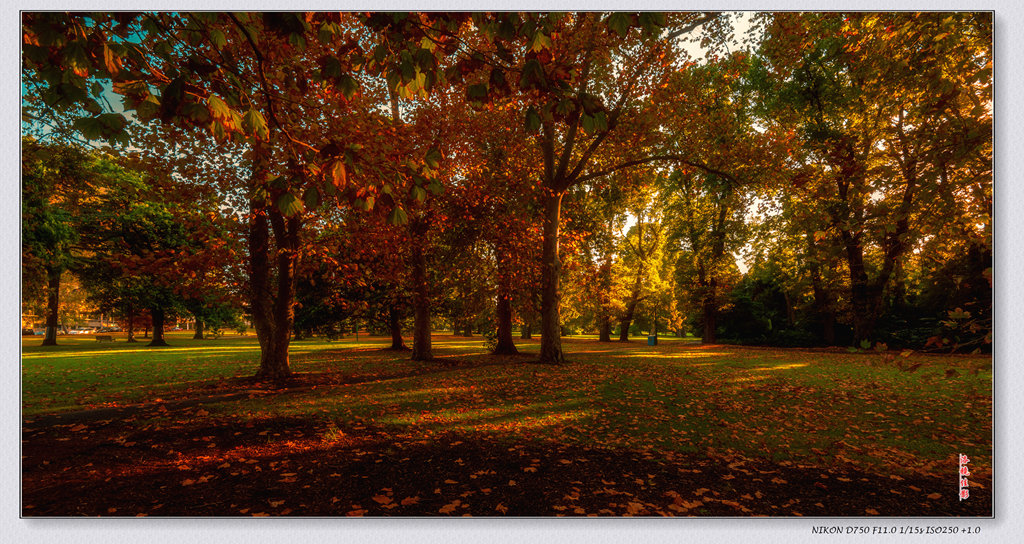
756, 12, 992, 344
21, 139, 101, 345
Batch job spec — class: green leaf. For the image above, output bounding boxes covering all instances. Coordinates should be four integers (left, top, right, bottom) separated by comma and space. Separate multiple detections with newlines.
338, 74, 359, 100
276, 192, 304, 217
387, 207, 409, 226
412, 186, 427, 202
303, 186, 321, 210
73, 116, 103, 141
424, 147, 442, 169
321, 55, 343, 80
208, 95, 231, 121
209, 29, 227, 49
606, 13, 630, 38
318, 23, 336, 44
581, 114, 594, 134
525, 106, 541, 133
530, 32, 553, 52
467, 83, 489, 103
400, 59, 416, 82
242, 108, 269, 140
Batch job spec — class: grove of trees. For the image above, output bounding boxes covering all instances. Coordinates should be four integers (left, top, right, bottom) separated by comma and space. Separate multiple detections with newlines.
21, 11, 992, 378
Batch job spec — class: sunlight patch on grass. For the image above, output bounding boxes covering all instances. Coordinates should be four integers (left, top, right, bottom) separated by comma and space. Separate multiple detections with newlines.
759, 362, 810, 371
23, 345, 262, 360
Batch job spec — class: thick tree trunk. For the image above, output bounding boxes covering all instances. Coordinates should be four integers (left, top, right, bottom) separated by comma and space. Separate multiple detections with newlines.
410, 219, 432, 361
806, 232, 836, 345
462, 321, 473, 337
387, 305, 409, 350
193, 316, 205, 340
125, 303, 137, 343
538, 192, 566, 363
618, 316, 633, 342
842, 230, 877, 344
598, 315, 612, 342
618, 272, 643, 341
597, 257, 613, 342
42, 265, 60, 346
701, 278, 717, 344
809, 266, 836, 345
782, 291, 796, 328
148, 306, 169, 347
618, 300, 639, 342
258, 212, 298, 380
493, 292, 519, 355
520, 323, 533, 339
247, 140, 295, 381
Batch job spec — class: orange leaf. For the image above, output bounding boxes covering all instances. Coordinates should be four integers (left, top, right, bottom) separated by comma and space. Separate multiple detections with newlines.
439, 500, 461, 514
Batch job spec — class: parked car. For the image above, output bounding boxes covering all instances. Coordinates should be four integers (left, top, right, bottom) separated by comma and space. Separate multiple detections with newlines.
22, 328, 34, 336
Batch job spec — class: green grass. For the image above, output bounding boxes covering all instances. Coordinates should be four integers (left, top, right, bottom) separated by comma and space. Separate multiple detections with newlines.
22, 332, 991, 478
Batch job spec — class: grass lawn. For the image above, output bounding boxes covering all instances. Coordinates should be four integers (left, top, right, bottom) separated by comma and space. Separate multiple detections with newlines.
21, 333, 992, 516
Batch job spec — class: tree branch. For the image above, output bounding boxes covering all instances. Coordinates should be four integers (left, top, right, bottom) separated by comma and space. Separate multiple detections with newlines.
576, 154, 742, 186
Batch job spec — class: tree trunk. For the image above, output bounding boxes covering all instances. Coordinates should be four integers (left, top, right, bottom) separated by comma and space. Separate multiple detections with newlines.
618, 299, 639, 342
193, 316, 205, 340
126, 303, 137, 343
598, 314, 612, 342
387, 305, 408, 350
842, 230, 876, 344
809, 266, 836, 345
248, 140, 295, 381
701, 278, 717, 344
493, 292, 519, 355
618, 316, 632, 342
143, 326, 149, 338
618, 272, 643, 341
783, 291, 796, 328
42, 265, 60, 346
538, 192, 566, 363
462, 321, 473, 337
259, 211, 299, 380
410, 219, 432, 361
597, 256, 613, 342
148, 306, 169, 347
520, 322, 533, 339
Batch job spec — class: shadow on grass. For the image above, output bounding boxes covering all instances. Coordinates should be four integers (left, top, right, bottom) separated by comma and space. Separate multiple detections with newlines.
22, 413, 991, 517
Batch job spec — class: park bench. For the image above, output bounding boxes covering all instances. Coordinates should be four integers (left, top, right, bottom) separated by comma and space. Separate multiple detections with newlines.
95, 335, 114, 342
